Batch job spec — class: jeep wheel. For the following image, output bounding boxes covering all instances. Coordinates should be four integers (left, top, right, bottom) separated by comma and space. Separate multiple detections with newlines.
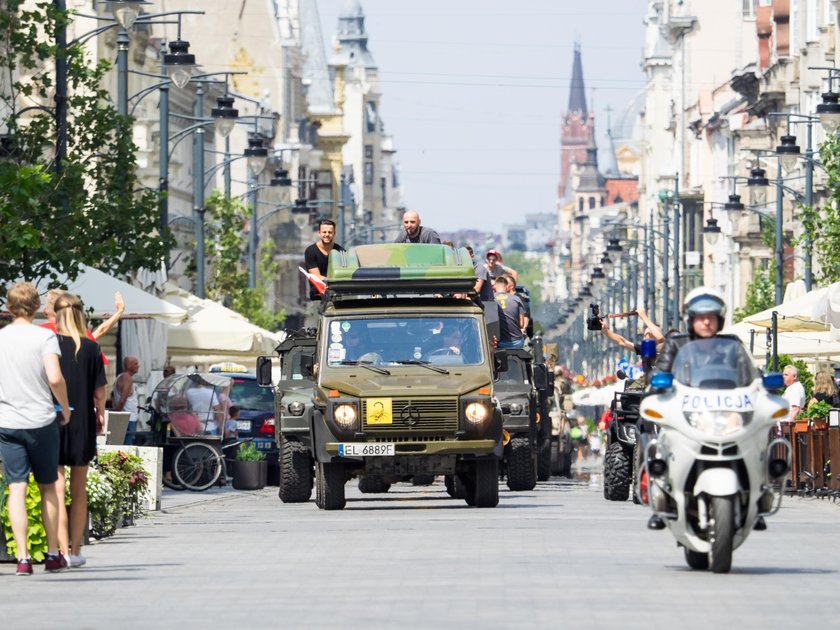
603, 441, 632, 501
506, 436, 537, 491
358, 475, 391, 493
470, 459, 499, 508
631, 438, 642, 504
537, 437, 552, 481
444, 474, 467, 499
315, 462, 346, 510
278, 437, 314, 503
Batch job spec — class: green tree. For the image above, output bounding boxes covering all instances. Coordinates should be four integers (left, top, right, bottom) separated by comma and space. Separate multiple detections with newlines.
732, 261, 774, 323
806, 130, 840, 283
202, 192, 284, 330
502, 251, 543, 308
0, 1, 166, 289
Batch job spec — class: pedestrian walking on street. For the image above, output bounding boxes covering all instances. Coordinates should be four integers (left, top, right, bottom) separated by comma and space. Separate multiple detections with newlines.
111, 356, 140, 444
394, 210, 441, 244
0, 282, 72, 575
51, 292, 107, 568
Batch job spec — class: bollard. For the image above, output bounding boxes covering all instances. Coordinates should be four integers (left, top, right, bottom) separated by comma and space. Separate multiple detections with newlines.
829, 409, 840, 491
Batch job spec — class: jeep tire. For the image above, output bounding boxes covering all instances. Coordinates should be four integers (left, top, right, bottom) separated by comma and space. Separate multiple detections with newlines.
603, 441, 632, 501
506, 436, 537, 491
278, 436, 314, 503
315, 461, 346, 510
358, 474, 391, 494
468, 459, 499, 508
537, 436, 552, 481
444, 473, 467, 499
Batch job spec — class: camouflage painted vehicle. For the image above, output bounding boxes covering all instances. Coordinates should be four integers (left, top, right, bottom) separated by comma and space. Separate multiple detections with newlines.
495, 349, 539, 490
272, 329, 317, 503
259, 243, 504, 511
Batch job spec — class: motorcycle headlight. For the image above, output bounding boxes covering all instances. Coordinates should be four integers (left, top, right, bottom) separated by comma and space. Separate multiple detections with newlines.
288, 401, 305, 416
509, 402, 524, 415
334, 403, 358, 428
465, 402, 489, 424
684, 411, 752, 436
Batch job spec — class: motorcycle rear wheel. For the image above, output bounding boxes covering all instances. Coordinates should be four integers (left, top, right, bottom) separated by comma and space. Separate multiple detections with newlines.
709, 495, 735, 574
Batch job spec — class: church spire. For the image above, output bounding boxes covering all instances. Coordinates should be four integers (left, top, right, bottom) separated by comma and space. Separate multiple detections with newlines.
568, 43, 587, 119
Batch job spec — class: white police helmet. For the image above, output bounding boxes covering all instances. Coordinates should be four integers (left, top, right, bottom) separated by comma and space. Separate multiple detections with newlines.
683, 286, 726, 330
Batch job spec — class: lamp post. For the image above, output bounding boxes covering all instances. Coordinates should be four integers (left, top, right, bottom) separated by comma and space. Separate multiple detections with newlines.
245, 134, 269, 289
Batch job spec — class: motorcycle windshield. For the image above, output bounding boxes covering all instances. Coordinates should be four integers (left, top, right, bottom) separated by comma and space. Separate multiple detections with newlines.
671, 337, 757, 389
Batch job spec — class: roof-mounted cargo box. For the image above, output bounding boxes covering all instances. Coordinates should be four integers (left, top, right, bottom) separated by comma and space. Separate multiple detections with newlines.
326, 244, 476, 294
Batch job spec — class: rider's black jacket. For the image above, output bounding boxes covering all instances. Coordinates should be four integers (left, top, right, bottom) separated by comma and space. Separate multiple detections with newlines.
655, 333, 692, 373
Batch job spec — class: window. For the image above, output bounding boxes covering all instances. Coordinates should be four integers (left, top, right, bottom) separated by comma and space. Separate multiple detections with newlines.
366, 101, 377, 133
743, 0, 756, 17
364, 144, 373, 158
364, 161, 374, 185
578, 197, 584, 212
588, 197, 596, 209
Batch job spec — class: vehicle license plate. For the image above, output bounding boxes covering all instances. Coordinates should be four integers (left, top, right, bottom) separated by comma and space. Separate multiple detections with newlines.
338, 443, 395, 457
253, 438, 274, 451
236, 420, 252, 431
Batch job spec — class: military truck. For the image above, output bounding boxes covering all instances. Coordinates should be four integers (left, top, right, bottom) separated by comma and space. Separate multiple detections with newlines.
272, 329, 317, 503
260, 244, 504, 510
496, 349, 539, 490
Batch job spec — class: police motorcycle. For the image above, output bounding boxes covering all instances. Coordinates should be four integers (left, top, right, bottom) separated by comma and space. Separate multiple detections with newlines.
638, 336, 792, 573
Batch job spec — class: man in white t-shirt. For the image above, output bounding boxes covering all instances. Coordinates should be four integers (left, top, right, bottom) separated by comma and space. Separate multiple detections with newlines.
0, 283, 72, 574
185, 381, 221, 433
783, 365, 806, 423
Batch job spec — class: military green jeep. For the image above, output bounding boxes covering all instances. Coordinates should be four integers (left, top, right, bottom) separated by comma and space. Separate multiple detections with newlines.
260, 243, 504, 511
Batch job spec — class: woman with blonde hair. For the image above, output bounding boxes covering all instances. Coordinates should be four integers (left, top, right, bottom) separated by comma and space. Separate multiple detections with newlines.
52, 292, 107, 568
810, 371, 838, 408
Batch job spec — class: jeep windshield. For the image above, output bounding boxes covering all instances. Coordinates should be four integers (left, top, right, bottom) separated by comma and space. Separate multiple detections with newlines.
325, 316, 485, 367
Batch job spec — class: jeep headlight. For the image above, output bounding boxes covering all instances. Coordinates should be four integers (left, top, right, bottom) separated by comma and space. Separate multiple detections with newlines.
288, 401, 305, 416
509, 402, 524, 415
334, 403, 358, 428
684, 411, 751, 436
465, 402, 489, 424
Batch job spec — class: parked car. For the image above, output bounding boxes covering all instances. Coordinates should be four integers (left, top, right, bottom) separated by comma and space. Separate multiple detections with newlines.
209, 363, 277, 464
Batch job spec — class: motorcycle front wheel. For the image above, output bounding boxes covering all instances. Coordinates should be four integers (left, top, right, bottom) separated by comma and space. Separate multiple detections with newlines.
709, 495, 735, 574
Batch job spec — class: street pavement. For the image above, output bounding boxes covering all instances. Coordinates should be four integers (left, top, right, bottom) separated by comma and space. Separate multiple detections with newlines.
2, 460, 839, 629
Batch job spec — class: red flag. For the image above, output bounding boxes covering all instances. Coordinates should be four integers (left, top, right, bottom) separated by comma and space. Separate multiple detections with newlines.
298, 266, 326, 296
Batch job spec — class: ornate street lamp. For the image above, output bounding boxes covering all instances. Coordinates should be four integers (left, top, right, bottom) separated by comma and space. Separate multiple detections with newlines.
105, 0, 150, 30
702, 217, 721, 246
817, 91, 840, 133
775, 134, 801, 172
210, 95, 238, 138
244, 134, 268, 176
162, 39, 196, 89
747, 166, 770, 206
723, 193, 745, 211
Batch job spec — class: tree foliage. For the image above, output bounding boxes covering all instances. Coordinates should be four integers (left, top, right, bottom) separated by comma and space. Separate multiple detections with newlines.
732, 260, 774, 323
202, 192, 284, 330
810, 131, 840, 283
0, 1, 166, 290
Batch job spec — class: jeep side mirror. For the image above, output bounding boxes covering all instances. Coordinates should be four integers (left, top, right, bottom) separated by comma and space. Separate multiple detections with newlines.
494, 353, 509, 377
300, 354, 315, 377
257, 356, 273, 387
533, 364, 548, 390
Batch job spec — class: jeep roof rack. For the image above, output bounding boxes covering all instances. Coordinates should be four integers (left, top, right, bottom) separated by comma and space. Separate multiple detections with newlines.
325, 243, 477, 295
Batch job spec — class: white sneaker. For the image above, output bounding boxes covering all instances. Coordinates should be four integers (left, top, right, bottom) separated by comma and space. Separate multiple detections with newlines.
68, 553, 86, 568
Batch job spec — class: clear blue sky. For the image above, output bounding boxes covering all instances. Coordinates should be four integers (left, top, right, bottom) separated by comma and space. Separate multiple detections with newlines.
317, 0, 648, 233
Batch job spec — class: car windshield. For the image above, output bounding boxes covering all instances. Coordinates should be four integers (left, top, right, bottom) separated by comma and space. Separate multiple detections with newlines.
325, 316, 485, 367
230, 378, 275, 411
671, 337, 758, 389
497, 356, 527, 384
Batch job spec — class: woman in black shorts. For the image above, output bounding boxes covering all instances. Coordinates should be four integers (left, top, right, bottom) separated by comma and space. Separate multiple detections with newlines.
53, 293, 107, 568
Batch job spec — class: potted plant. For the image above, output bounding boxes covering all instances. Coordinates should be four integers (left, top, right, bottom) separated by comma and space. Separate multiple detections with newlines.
232, 442, 267, 490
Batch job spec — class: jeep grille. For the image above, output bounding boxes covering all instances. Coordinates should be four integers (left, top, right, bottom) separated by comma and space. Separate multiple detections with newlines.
361, 397, 459, 435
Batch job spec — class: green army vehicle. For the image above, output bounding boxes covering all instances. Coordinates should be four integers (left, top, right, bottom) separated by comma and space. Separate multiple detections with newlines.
272, 329, 317, 503
495, 349, 539, 490
260, 243, 504, 510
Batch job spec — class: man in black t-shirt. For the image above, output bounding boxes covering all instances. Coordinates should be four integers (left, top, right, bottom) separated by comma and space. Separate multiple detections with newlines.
303, 219, 345, 300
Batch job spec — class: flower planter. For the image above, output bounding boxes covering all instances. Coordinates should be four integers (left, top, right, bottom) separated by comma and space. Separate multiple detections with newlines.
232, 460, 267, 490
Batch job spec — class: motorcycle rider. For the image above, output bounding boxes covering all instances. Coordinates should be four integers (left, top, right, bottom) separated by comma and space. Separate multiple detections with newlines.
647, 287, 727, 530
